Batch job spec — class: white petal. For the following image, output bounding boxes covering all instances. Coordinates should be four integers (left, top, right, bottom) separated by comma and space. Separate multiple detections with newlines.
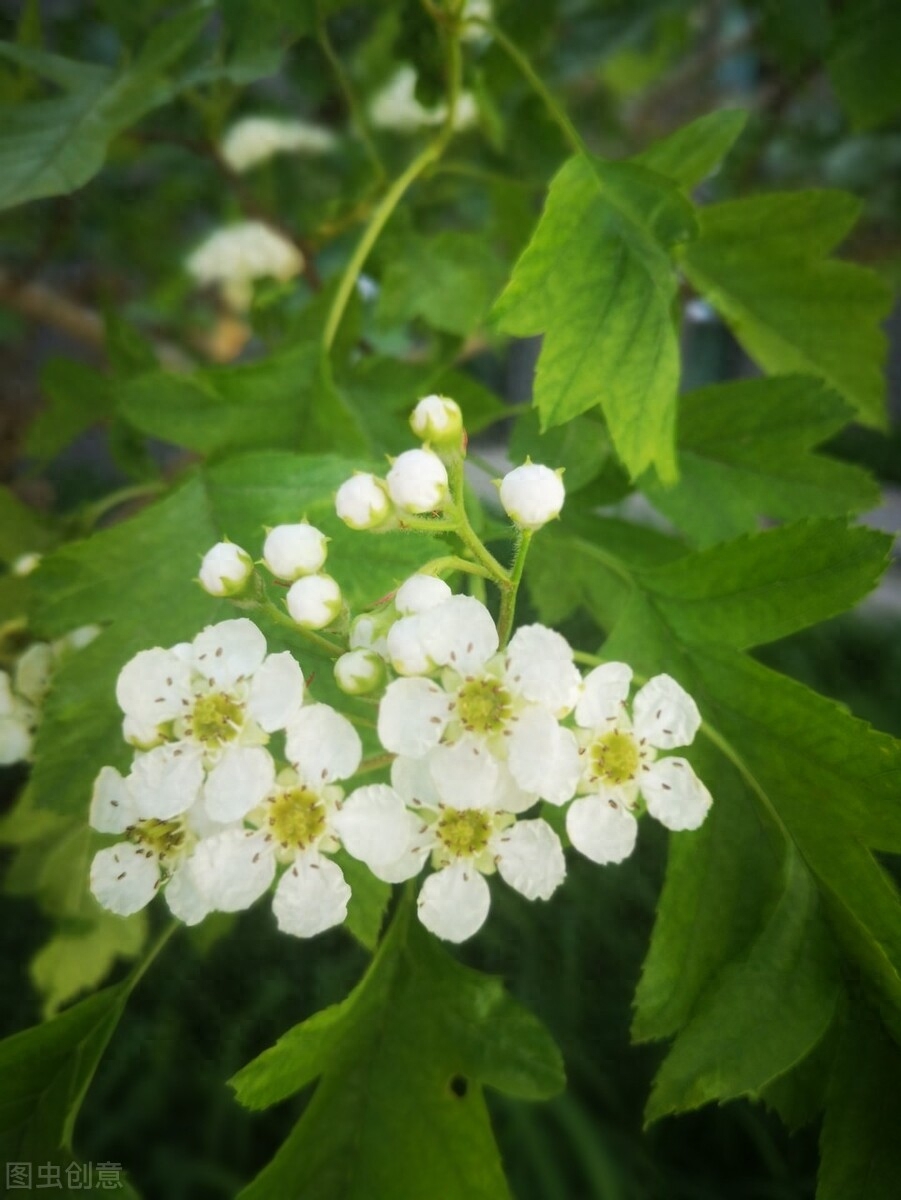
203, 745, 276, 822
575, 662, 632, 729
418, 595, 498, 674
286, 703, 362, 783
192, 619, 267, 687
116, 647, 192, 726
90, 843, 159, 916
494, 819, 566, 900
390, 753, 442, 809
164, 862, 211, 925
418, 862, 490, 942
0, 715, 33, 764
129, 743, 204, 819
368, 814, 432, 883
633, 675, 701, 749
14, 642, 54, 705
272, 852, 351, 937
90, 765, 138, 833
428, 736, 498, 809
505, 625, 580, 715
507, 708, 580, 806
394, 574, 452, 616
333, 784, 413, 866
493, 762, 538, 815
643, 757, 712, 831
247, 651, 305, 732
386, 615, 434, 675
378, 677, 450, 756
190, 828, 275, 911
0, 671, 13, 717
566, 795, 638, 865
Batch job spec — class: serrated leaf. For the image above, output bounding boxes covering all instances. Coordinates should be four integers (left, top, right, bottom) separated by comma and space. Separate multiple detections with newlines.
638, 108, 748, 188
30, 909, 147, 1018
378, 231, 507, 337
493, 154, 697, 480
680, 192, 892, 427
27, 359, 114, 462
645, 847, 841, 1122
827, 0, 901, 129
0, 9, 207, 211
818, 1005, 901, 1199
29, 454, 446, 818
637, 519, 892, 649
231, 899, 564, 1200
0, 488, 55, 562
333, 851, 390, 952
641, 376, 880, 545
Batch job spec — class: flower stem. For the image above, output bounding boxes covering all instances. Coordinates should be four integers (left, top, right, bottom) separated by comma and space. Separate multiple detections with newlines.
316, 3, 385, 184
254, 598, 346, 659
496, 531, 532, 646
419, 554, 494, 580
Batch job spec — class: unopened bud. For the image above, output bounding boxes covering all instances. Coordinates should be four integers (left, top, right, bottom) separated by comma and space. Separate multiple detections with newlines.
499, 463, 565, 530
336, 474, 392, 530
410, 395, 463, 446
334, 649, 385, 695
286, 574, 343, 629
199, 542, 253, 596
386, 449, 448, 514
394, 573, 452, 616
263, 523, 328, 580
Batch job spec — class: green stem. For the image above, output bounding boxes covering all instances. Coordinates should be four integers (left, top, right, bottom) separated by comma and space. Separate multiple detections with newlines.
126, 920, 178, 992
479, 19, 587, 157
257, 598, 346, 659
316, 4, 385, 183
321, 20, 462, 355
355, 752, 394, 776
419, 554, 493, 580
78, 481, 166, 531
496, 530, 532, 646
446, 456, 510, 581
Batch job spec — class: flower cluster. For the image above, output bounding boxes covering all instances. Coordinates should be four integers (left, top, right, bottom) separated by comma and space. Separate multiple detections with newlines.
88, 396, 713, 945
186, 221, 303, 311
219, 116, 336, 173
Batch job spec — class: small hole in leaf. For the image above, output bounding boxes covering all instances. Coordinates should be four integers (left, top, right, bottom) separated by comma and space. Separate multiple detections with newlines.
449, 1075, 468, 1098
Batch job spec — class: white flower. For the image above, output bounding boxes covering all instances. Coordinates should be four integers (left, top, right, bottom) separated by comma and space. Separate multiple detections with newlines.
262, 523, 328, 580
0, 669, 36, 765
386, 448, 449, 514
186, 221, 303, 311
286, 574, 342, 629
220, 116, 337, 173
460, 0, 493, 43
409, 395, 463, 445
499, 463, 565, 530
394, 573, 452, 615
566, 665, 712, 865
358, 755, 565, 943
368, 66, 479, 134
89, 766, 213, 923
12, 552, 42, 576
335, 473, 392, 530
188, 712, 407, 939
378, 598, 581, 806
334, 649, 385, 695
114, 620, 304, 819
199, 542, 253, 596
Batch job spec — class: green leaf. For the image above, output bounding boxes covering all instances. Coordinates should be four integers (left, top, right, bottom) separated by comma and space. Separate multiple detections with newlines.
818, 1005, 901, 1199
0, 983, 127, 1159
30, 454, 446, 818
509, 410, 612, 493
636, 519, 891, 649
0, 488, 55, 562
333, 851, 391, 952
645, 847, 841, 1121
641, 376, 880, 546
231, 900, 564, 1200
30, 909, 147, 1018
27, 358, 114, 462
827, 0, 901, 129
680, 191, 892, 427
378, 231, 507, 337
493, 154, 697, 481
638, 108, 748, 189
633, 740, 783, 1042
0, 9, 208, 211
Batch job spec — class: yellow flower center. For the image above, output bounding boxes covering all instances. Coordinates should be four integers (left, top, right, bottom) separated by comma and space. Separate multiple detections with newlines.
590, 730, 639, 786
436, 808, 493, 858
131, 818, 186, 862
269, 787, 327, 849
455, 678, 512, 734
190, 692, 243, 748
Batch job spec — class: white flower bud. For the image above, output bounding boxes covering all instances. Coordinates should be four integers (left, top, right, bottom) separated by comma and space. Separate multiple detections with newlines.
334, 649, 385, 695
286, 574, 343, 629
262, 523, 328, 580
349, 613, 391, 658
386, 615, 435, 675
199, 542, 253, 596
335, 474, 392, 530
410, 395, 463, 446
386, 449, 448, 514
499, 463, 565, 530
395, 573, 452, 616
12, 552, 42, 577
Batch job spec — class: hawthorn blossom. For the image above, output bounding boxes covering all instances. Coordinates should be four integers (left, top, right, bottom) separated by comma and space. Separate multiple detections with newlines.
187, 706, 408, 937
114, 619, 303, 822
89, 766, 213, 923
368, 66, 478, 133
220, 116, 336, 173
566, 664, 712, 865
378, 596, 582, 807
354, 755, 565, 943
186, 221, 303, 310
